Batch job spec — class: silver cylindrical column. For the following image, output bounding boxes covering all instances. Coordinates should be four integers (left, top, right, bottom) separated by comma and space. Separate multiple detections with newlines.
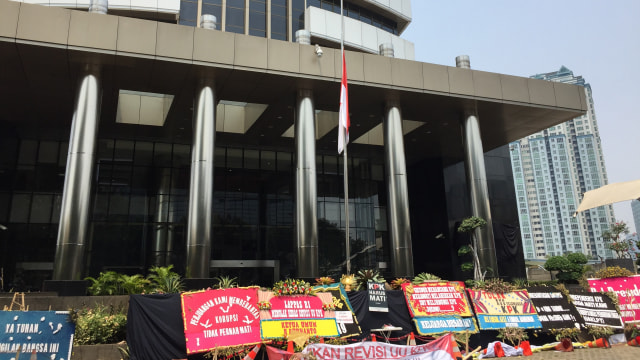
53, 69, 101, 280
295, 89, 318, 278
295, 29, 311, 45
383, 103, 414, 277
379, 43, 394, 58
462, 112, 498, 276
186, 84, 216, 278
456, 55, 470, 69
88, 0, 108, 14
153, 168, 173, 266
200, 14, 217, 30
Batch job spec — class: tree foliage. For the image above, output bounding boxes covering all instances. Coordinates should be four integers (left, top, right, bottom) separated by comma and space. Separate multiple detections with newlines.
457, 216, 488, 282
544, 252, 588, 283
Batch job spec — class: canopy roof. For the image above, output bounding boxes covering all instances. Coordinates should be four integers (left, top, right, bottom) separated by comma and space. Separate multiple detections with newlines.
575, 179, 640, 214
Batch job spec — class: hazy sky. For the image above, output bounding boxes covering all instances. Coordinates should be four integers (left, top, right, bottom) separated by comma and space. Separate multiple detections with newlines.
402, 0, 640, 233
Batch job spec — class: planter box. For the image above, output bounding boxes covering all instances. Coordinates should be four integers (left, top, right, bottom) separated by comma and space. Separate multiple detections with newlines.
72, 344, 125, 360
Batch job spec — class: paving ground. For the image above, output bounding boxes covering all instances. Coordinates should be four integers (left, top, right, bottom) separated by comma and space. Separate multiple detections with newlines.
518, 344, 639, 359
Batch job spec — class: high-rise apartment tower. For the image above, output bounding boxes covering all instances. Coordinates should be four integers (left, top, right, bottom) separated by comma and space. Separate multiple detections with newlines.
510, 66, 615, 260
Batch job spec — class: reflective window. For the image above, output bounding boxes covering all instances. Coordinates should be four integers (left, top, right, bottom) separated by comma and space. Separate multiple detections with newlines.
202, 0, 223, 27
271, 0, 287, 40
249, 0, 267, 37
291, 0, 305, 39
226, 0, 246, 34
179, 0, 198, 27
308, 0, 399, 35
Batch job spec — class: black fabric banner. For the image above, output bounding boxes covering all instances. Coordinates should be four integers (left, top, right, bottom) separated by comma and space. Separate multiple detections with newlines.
525, 286, 584, 331
127, 294, 193, 360
347, 290, 414, 341
567, 289, 624, 329
126, 291, 416, 357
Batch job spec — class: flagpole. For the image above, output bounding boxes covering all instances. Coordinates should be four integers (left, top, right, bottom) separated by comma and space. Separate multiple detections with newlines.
340, 0, 351, 275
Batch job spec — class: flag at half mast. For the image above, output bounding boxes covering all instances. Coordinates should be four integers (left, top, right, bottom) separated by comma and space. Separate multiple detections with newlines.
338, 52, 350, 154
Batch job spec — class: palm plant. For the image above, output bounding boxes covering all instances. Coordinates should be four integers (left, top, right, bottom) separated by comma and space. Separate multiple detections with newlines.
354, 269, 385, 290
412, 272, 441, 285
390, 278, 410, 290
85, 271, 123, 295
147, 265, 184, 293
214, 275, 238, 289
120, 274, 150, 295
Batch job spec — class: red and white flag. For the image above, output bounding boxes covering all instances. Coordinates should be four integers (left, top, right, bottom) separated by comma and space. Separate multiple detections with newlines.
338, 52, 350, 154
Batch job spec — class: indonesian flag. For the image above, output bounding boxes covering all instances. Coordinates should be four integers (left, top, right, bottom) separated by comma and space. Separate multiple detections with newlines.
338, 51, 350, 154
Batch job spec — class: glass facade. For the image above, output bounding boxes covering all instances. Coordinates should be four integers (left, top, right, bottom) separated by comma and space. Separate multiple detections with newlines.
0, 135, 390, 289
180, 1, 399, 39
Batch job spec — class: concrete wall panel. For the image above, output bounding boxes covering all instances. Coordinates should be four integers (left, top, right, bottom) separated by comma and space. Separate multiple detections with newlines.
156, 22, 194, 60
473, 71, 502, 100
422, 63, 449, 93
300, 44, 336, 78
500, 74, 530, 103
234, 33, 267, 69
391, 58, 422, 89
268, 39, 299, 73
0, 0, 20, 39
363, 53, 392, 85
116, 16, 157, 55
16, 3, 70, 45
528, 78, 557, 107
554, 81, 582, 109
193, 28, 235, 65
448, 67, 474, 96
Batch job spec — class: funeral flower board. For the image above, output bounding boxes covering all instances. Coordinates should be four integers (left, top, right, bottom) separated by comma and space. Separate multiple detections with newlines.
525, 286, 584, 331
467, 289, 542, 329
588, 275, 640, 323
313, 283, 362, 338
402, 281, 472, 317
412, 316, 477, 335
181, 288, 261, 354
567, 289, 623, 329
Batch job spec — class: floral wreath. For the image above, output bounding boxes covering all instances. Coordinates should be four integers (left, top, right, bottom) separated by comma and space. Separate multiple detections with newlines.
258, 301, 271, 310
322, 303, 336, 311
272, 278, 312, 296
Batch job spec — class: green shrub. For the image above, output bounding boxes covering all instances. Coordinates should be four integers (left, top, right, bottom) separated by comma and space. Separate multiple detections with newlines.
594, 266, 634, 279
86, 271, 151, 295
72, 304, 127, 345
544, 253, 588, 284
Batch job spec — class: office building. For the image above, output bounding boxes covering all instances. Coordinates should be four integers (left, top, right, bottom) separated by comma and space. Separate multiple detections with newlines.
0, 1, 585, 291
510, 66, 615, 260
